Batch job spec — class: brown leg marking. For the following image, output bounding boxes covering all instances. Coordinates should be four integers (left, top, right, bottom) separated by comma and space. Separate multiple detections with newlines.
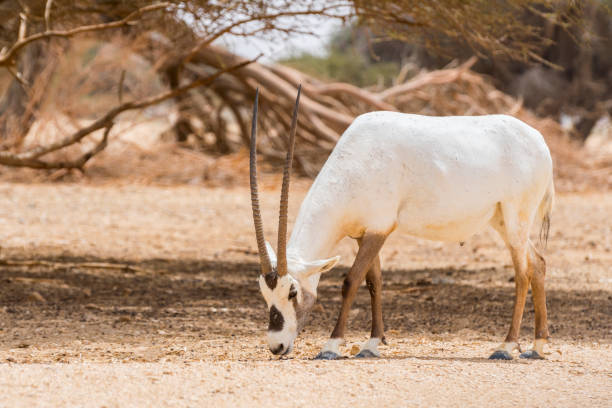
504, 245, 531, 345
330, 232, 387, 340
519, 242, 549, 359
490, 243, 531, 360
529, 243, 549, 340
353, 252, 387, 358
365, 253, 385, 343
315, 233, 388, 360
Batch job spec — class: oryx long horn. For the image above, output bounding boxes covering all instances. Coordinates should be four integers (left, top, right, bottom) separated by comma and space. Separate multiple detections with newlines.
249, 89, 272, 275
277, 85, 302, 276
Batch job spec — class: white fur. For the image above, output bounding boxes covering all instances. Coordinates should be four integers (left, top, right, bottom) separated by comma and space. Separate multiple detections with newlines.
321, 338, 344, 355
496, 341, 520, 354
266, 327, 296, 355
359, 337, 381, 357
259, 244, 338, 354
265, 241, 277, 267
532, 338, 547, 355
259, 273, 298, 354
288, 112, 552, 263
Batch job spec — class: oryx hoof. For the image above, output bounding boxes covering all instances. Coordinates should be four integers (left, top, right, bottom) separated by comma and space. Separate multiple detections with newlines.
355, 349, 379, 359
488, 350, 513, 360
519, 350, 544, 360
314, 351, 341, 360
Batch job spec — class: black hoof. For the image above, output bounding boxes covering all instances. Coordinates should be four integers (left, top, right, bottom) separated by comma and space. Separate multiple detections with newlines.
519, 350, 544, 360
355, 349, 379, 359
314, 351, 341, 360
489, 350, 513, 360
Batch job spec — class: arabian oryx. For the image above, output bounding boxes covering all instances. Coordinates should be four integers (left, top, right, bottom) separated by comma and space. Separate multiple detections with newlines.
250, 86, 554, 360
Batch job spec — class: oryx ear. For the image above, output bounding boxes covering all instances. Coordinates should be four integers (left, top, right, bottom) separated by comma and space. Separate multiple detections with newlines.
265, 241, 277, 268
301, 255, 341, 279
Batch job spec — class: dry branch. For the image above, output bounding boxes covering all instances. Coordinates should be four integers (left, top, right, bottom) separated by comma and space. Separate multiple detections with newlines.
2, 34, 605, 190
139, 45, 496, 170
0, 56, 256, 169
1, 124, 113, 170
379, 56, 477, 101
171, 44, 610, 190
0, 258, 146, 274
167, 47, 486, 158
190, 46, 355, 129
315, 83, 397, 111
0, 3, 170, 68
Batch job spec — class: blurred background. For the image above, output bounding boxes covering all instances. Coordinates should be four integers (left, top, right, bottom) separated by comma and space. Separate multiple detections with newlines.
0, 0, 611, 191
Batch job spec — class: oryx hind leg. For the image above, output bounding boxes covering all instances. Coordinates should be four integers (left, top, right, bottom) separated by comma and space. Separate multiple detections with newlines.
519, 241, 549, 359
488, 201, 535, 360
315, 232, 388, 360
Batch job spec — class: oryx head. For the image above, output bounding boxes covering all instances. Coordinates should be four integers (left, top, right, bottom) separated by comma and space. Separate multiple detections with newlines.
249, 86, 339, 356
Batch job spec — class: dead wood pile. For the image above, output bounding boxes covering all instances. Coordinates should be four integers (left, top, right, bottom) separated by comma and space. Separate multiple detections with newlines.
184, 46, 610, 191
2, 43, 609, 191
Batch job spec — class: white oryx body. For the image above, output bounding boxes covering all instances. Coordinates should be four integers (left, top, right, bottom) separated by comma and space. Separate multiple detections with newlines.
288, 112, 553, 263
252, 92, 554, 361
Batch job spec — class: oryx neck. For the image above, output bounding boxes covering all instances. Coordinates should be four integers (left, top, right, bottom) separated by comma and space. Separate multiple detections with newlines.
287, 203, 343, 269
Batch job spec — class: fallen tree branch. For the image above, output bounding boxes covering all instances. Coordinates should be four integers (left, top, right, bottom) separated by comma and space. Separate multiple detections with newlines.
190, 45, 355, 130
379, 56, 477, 101
0, 56, 257, 169
0, 124, 112, 170
315, 83, 397, 111
270, 65, 395, 111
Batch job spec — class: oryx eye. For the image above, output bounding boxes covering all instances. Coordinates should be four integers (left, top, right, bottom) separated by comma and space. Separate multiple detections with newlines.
288, 285, 297, 300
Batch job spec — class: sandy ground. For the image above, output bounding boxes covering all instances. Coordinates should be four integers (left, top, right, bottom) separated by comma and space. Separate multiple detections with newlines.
0, 182, 610, 407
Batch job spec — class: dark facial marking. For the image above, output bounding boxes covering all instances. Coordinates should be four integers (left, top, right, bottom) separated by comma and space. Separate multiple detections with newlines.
264, 272, 278, 289
288, 284, 297, 300
268, 305, 284, 332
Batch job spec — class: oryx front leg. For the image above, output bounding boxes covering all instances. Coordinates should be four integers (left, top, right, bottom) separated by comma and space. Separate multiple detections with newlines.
355, 251, 385, 358
315, 232, 387, 360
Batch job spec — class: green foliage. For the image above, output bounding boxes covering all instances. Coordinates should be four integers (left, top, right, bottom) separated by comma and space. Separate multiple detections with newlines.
281, 24, 400, 87
81, 44, 102, 66
281, 50, 399, 87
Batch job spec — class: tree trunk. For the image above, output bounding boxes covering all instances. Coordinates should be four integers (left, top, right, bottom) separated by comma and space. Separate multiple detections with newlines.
0, 41, 51, 145
164, 64, 197, 143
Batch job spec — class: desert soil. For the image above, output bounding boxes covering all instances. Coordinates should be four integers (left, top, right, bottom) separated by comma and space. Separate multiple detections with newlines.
0, 181, 610, 407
